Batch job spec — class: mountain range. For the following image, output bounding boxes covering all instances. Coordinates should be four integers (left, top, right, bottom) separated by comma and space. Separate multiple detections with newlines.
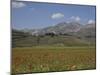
22, 21, 95, 37
12, 21, 96, 47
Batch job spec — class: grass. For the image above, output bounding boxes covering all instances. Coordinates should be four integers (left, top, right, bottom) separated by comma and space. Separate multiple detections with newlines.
13, 35, 94, 47
12, 46, 96, 74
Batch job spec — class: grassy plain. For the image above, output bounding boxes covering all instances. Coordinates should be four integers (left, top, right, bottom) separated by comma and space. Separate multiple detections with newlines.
12, 46, 96, 74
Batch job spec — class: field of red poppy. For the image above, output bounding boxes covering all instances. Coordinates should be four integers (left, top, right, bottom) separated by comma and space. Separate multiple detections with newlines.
12, 46, 96, 74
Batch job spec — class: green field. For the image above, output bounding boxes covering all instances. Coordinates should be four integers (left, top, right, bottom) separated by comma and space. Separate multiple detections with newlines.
12, 46, 96, 74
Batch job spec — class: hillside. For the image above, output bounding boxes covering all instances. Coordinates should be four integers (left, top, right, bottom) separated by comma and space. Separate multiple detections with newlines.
12, 21, 96, 47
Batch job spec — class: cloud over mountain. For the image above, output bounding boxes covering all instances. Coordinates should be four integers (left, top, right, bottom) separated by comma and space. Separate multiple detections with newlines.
51, 13, 64, 19
87, 20, 95, 24
70, 16, 80, 22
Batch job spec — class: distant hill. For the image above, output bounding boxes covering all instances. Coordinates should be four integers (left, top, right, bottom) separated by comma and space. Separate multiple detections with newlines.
12, 21, 96, 47
26, 21, 95, 37
41, 22, 81, 34
77, 23, 96, 43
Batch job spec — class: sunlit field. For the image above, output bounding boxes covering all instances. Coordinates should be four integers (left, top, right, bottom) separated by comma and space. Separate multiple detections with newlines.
12, 46, 96, 74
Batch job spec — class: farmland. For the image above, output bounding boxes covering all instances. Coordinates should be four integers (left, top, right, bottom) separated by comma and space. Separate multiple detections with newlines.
12, 46, 96, 74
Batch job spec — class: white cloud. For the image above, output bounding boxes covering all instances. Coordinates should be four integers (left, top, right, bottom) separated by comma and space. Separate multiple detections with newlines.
75, 16, 80, 21
12, 2, 26, 8
70, 16, 80, 22
70, 16, 75, 19
88, 20, 95, 24
51, 13, 64, 19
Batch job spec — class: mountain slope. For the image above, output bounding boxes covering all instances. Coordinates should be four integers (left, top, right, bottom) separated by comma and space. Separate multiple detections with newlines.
40, 22, 81, 34
12, 22, 96, 47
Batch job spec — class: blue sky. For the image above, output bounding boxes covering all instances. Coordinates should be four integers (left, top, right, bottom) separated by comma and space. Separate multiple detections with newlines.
11, 1, 96, 29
